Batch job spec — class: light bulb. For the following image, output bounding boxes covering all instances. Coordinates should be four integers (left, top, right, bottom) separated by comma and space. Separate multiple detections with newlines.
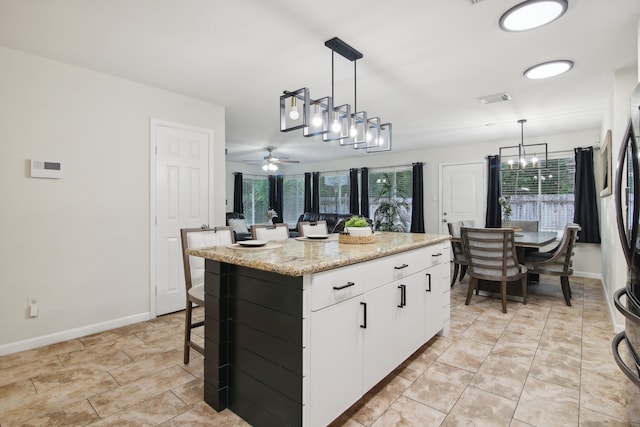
531, 154, 538, 167
520, 158, 527, 168
331, 119, 341, 133
366, 131, 372, 142
508, 159, 514, 170
289, 106, 299, 120
350, 124, 358, 137
262, 164, 268, 171
288, 97, 299, 120
312, 104, 322, 127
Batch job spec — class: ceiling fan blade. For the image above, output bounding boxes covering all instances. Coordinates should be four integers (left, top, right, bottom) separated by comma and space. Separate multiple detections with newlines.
277, 159, 300, 163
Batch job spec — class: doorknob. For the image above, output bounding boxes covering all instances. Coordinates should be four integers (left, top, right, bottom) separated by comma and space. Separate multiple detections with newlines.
442, 219, 448, 223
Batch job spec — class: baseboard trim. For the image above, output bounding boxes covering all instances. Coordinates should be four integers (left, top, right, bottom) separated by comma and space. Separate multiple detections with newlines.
573, 271, 602, 280
0, 312, 152, 357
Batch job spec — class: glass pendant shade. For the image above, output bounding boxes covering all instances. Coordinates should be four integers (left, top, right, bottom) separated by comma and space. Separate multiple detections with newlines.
367, 123, 392, 153
339, 111, 368, 146
280, 88, 309, 132
353, 117, 380, 150
303, 96, 332, 137
323, 104, 351, 141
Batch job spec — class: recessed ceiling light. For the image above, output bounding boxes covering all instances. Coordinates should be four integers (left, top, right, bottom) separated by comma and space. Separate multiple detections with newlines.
524, 60, 574, 79
499, 0, 568, 32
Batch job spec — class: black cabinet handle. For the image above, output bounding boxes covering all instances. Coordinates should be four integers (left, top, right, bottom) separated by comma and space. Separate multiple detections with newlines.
432, 252, 443, 257
425, 273, 432, 292
394, 264, 409, 270
397, 284, 406, 307
333, 281, 355, 290
360, 302, 367, 328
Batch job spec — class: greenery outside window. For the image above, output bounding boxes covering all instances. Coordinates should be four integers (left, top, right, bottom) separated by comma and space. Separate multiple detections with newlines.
500, 156, 575, 238
283, 175, 305, 225
319, 171, 351, 213
368, 167, 413, 232
242, 175, 269, 225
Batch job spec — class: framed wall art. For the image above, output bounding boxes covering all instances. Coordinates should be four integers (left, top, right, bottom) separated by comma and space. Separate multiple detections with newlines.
600, 129, 612, 197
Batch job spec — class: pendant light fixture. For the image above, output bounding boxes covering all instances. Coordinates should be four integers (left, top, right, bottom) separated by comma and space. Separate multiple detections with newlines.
280, 37, 391, 153
499, 119, 548, 170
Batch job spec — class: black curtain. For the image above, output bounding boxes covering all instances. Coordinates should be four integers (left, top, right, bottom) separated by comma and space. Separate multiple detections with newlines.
268, 175, 276, 211
304, 172, 312, 213
349, 168, 359, 215
276, 175, 284, 220
410, 162, 425, 233
312, 172, 320, 213
574, 147, 601, 243
233, 172, 243, 214
360, 167, 369, 218
485, 155, 501, 228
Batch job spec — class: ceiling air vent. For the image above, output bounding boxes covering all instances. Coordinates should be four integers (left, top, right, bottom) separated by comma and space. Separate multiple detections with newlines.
478, 92, 512, 105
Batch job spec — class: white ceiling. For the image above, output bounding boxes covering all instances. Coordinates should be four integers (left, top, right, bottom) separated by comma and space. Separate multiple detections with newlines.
1, 0, 639, 164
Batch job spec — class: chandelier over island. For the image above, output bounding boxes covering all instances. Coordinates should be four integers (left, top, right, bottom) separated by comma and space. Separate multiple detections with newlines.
280, 37, 392, 153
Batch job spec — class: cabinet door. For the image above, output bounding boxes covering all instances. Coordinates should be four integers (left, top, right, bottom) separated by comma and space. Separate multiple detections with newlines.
424, 264, 444, 340
309, 296, 364, 427
362, 281, 402, 391
362, 274, 425, 391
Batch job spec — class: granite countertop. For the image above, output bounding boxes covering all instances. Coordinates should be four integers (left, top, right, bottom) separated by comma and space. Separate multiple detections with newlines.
186, 231, 450, 276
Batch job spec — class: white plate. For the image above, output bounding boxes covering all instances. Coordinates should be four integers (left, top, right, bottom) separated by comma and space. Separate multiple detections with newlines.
306, 234, 329, 239
237, 240, 268, 247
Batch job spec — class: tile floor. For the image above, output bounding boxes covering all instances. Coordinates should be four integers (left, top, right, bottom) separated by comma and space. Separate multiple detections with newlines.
0, 273, 633, 426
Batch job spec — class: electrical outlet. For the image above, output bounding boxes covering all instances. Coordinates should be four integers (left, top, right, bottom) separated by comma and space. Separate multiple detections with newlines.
27, 297, 39, 318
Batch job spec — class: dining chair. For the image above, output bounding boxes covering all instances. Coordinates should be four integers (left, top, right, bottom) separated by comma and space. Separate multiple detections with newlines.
524, 223, 581, 306
461, 227, 528, 313
180, 226, 234, 364
251, 223, 290, 241
447, 221, 468, 287
298, 220, 329, 237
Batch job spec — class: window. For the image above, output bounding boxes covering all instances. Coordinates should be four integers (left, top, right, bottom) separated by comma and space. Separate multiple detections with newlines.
368, 167, 413, 232
319, 171, 351, 213
242, 175, 269, 225
283, 175, 305, 225
500, 156, 575, 237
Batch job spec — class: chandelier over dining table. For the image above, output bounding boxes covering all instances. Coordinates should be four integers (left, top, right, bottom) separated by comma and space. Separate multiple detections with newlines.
499, 119, 548, 170
280, 37, 392, 153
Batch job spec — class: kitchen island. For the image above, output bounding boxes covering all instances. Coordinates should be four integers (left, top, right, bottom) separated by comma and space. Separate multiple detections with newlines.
187, 231, 451, 427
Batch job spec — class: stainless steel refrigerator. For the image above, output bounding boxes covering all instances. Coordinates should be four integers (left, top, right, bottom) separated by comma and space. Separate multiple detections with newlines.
613, 83, 640, 424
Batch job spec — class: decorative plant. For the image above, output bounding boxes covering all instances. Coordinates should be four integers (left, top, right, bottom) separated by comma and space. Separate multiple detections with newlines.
498, 195, 512, 222
267, 208, 278, 224
345, 216, 370, 227
373, 172, 409, 232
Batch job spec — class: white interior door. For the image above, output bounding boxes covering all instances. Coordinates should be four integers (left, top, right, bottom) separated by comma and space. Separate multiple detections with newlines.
153, 121, 210, 315
440, 162, 485, 235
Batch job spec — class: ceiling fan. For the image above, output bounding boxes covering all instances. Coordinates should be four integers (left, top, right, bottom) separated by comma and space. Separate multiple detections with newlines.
244, 147, 300, 171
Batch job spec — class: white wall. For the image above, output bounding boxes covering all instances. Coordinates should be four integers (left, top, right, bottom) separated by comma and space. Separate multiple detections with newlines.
0, 47, 226, 353
227, 129, 603, 277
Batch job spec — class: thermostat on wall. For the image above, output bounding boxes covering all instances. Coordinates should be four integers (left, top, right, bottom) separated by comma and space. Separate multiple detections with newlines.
31, 159, 63, 178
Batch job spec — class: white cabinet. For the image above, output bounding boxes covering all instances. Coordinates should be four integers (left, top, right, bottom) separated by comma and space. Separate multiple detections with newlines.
363, 270, 426, 391
309, 296, 364, 427
307, 242, 449, 427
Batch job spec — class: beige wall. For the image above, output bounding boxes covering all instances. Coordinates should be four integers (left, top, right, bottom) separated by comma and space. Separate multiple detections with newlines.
0, 47, 226, 353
